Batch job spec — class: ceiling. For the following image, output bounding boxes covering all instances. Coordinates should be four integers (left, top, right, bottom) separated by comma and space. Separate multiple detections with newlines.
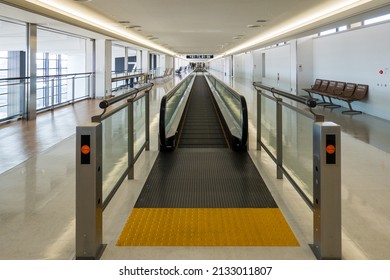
1, 0, 390, 56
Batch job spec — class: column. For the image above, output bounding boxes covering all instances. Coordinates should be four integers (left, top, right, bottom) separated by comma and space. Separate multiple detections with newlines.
26, 23, 37, 120
95, 39, 112, 98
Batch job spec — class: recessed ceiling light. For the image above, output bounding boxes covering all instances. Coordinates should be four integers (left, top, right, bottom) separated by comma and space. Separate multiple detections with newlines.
256, 19, 267, 23
127, 25, 142, 29
118, 20, 130, 24
247, 24, 261, 28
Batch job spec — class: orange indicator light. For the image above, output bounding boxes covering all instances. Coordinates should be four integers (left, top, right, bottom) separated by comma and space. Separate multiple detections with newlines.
326, 144, 335, 154
81, 145, 90, 155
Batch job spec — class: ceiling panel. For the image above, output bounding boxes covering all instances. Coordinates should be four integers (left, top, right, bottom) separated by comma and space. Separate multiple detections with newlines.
2, 0, 390, 55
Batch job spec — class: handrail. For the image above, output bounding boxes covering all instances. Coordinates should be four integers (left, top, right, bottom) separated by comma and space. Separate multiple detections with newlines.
165, 72, 193, 100
111, 73, 146, 82
0, 72, 94, 82
253, 82, 317, 108
98, 83, 153, 109
239, 95, 248, 149
253, 81, 325, 121
159, 72, 195, 150
205, 72, 248, 150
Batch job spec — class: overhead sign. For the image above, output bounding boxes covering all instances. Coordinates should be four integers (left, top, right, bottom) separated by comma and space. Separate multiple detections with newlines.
186, 55, 214, 59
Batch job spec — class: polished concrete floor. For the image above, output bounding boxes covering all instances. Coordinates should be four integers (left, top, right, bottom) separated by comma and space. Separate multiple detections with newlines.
0, 71, 389, 260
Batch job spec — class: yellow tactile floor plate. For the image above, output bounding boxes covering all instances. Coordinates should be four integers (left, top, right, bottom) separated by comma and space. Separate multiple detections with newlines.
117, 208, 299, 246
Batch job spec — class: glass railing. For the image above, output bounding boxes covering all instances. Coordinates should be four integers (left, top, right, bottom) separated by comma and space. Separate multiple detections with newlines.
111, 71, 147, 92
253, 82, 321, 207
159, 72, 195, 150
0, 72, 93, 122
36, 72, 93, 111
205, 73, 248, 150
0, 77, 27, 121
91, 83, 153, 207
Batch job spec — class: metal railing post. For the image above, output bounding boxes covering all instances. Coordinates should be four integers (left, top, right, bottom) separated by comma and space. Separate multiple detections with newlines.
276, 97, 283, 179
311, 121, 341, 260
72, 76, 76, 102
145, 91, 150, 151
76, 123, 105, 259
128, 99, 135, 179
256, 90, 262, 151
51, 78, 55, 108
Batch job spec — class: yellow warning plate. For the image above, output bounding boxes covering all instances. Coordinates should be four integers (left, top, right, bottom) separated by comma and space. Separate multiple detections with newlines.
117, 208, 299, 246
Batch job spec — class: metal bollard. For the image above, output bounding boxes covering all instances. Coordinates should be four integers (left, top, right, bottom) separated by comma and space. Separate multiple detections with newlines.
311, 121, 342, 260
75, 123, 105, 259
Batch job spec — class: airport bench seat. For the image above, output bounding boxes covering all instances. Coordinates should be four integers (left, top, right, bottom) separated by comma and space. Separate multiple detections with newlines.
303, 79, 368, 114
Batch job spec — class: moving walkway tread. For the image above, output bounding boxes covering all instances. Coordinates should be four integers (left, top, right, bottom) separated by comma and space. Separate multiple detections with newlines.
134, 148, 278, 208
177, 74, 228, 148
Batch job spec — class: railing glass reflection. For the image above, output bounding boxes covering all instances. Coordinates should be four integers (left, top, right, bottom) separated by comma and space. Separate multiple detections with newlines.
205, 73, 248, 150
91, 83, 153, 207
254, 82, 321, 207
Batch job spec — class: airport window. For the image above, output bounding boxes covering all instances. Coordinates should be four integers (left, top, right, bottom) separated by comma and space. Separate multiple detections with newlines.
36, 52, 68, 110
364, 13, 390, 25
319, 28, 336, 36
0, 19, 92, 122
351, 21, 362, 28
337, 25, 347, 32
37, 27, 92, 111
0, 51, 6, 78
0, 51, 7, 119
0, 19, 26, 121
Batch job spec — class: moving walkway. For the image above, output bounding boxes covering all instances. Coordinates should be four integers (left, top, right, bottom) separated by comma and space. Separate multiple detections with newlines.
115, 70, 299, 247
159, 69, 248, 151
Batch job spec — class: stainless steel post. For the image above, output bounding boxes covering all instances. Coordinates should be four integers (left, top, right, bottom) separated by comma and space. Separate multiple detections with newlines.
128, 100, 135, 179
51, 79, 55, 108
145, 91, 150, 151
276, 97, 283, 179
76, 123, 105, 259
256, 91, 261, 151
72, 76, 75, 102
311, 121, 341, 259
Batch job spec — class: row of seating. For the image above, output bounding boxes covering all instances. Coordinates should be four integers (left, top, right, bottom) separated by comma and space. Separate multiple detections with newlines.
303, 79, 368, 114
175, 66, 190, 75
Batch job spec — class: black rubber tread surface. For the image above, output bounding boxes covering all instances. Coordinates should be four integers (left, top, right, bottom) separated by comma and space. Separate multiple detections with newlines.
134, 149, 278, 208
178, 74, 228, 148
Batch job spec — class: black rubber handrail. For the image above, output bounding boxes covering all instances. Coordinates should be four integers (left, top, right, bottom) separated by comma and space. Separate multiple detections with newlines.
253, 82, 317, 108
206, 73, 248, 150
159, 95, 168, 148
99, 83, 154, 109
239, 95, 249, 150
159, 73, 194, 150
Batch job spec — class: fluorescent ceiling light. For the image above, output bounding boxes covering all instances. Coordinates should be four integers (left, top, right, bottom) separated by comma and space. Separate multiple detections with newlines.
223, 0, 373, 56
27, 0, 177, 56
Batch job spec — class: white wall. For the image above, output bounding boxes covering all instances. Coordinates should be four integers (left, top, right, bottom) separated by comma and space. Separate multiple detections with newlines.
209, 58, 224, 74
297, 35, 315, 95
313, 22, 390, 120
165, 56, 173, 68
234, 52, 253, 80
253, 49, 263, 82
193, 21, 390, 121
261, 44, 291, 92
